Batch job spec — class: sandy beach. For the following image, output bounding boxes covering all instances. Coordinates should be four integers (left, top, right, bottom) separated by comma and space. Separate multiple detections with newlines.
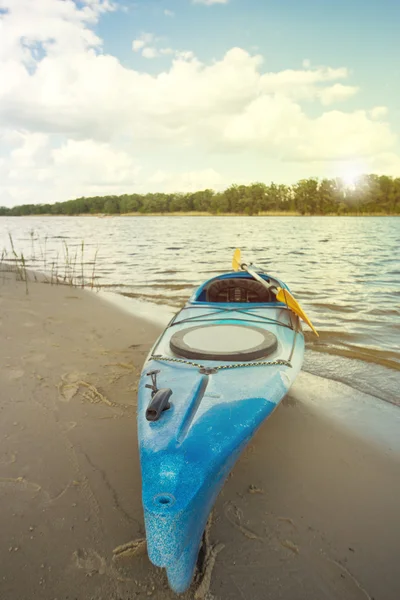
1, 271, 399, 600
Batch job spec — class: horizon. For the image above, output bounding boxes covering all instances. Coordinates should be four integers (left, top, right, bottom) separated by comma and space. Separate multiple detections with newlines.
1, 0, 400, 208
2, 173, 399, 216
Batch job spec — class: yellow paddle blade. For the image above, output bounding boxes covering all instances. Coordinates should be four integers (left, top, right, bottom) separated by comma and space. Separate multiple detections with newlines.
232, 248, 242, 271
276, 288, 319, 336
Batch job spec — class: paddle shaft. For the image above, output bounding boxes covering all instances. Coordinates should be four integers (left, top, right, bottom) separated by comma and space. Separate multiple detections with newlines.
240, 263, 278, 295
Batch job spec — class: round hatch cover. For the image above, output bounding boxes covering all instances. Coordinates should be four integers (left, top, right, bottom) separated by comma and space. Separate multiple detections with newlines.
170, 324, 278, 361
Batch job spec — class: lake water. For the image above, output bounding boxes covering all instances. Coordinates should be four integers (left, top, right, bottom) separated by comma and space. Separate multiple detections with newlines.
1, 215, 399, 409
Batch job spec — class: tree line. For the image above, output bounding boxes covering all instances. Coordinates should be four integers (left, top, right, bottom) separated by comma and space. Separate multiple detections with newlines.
1, 175, 399, 216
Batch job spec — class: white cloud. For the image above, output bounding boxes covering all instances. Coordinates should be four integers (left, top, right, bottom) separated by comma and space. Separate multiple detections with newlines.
259, 65, 350, 98
142, 46, 159, 59
0, 0, 114, 64
0, 34, 394, 154
174, 50, 196, 61
318, 83, 359, 105
132, 32, 155, 52
132, 32, 173, 59
164, 9, 174, 17
0, 0, 398, 207
132, 39, 146, 51
221, 97, 395, 161
9, 132, 49, 169
0, 134, 142, 204
160, 47, 175, 55
369, 106, 388, 120
52, 139, 141, 185
298, 110, 396, 161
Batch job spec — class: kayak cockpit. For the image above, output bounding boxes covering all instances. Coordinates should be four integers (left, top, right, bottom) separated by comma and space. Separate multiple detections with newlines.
206, 277, 272, 303
191, 271, 285, 304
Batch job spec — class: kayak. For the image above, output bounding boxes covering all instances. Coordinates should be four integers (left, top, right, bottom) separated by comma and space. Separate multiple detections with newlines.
137, 259, 308, 593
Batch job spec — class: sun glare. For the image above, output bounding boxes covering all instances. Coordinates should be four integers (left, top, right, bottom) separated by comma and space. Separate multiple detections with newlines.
340, 165, 364, 189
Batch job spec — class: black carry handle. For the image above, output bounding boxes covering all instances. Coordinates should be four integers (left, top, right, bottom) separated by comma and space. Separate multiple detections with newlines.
146, 388, 173, 422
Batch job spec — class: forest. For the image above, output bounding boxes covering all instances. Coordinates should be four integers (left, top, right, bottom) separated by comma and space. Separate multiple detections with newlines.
1, 175, 399, 216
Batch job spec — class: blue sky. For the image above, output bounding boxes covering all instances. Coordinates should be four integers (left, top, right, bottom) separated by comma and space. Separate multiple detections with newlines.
100, 0, 400, 105
0, 0, 399, 206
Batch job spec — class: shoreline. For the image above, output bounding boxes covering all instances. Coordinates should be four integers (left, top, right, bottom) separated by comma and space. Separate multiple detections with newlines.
1, 272, 400, 599
1, 211, 397, 217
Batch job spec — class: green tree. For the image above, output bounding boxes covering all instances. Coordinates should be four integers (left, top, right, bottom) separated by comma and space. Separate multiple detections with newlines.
104, 197, 120, 214
192, 189, 214, 212
317, 179, 337, 214
293, 178, 319, 214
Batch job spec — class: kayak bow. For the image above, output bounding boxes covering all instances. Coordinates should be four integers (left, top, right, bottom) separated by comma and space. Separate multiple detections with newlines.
137, 258, 306, 593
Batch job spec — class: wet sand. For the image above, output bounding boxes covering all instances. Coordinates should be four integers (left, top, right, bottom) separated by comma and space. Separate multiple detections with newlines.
1, 271, 399, 600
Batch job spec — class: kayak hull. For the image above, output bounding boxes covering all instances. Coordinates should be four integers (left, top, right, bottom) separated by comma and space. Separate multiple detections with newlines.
137, 272, 305, 592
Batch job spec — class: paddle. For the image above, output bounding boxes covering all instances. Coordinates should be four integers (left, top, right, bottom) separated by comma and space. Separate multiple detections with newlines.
232, 249, 319, 336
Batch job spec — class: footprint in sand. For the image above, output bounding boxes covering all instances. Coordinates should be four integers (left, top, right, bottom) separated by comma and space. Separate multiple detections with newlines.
7, 368, 25, 380
74, 548, 132, 583
0, 476, 42, 493
58, 372, 89, 402
74, 548, 107, 575
0, 452, 17, 466
58, 372, 113, 407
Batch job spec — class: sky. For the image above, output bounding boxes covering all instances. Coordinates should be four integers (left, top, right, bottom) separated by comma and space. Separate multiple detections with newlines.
1, 0, 400, 207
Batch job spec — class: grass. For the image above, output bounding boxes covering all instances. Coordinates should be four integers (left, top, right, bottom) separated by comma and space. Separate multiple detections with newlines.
5, 233, 29, 294
119, 211, 302, 217
0, 232, 100, 294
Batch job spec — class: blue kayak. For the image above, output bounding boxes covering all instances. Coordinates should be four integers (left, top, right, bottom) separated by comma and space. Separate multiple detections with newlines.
137, 268, 305, 593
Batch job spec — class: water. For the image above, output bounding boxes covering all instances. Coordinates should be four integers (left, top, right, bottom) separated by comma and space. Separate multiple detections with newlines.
1, 215, 399, 408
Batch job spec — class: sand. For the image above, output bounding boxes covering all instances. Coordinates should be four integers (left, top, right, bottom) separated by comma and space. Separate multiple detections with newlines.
1, 271, 399, 600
